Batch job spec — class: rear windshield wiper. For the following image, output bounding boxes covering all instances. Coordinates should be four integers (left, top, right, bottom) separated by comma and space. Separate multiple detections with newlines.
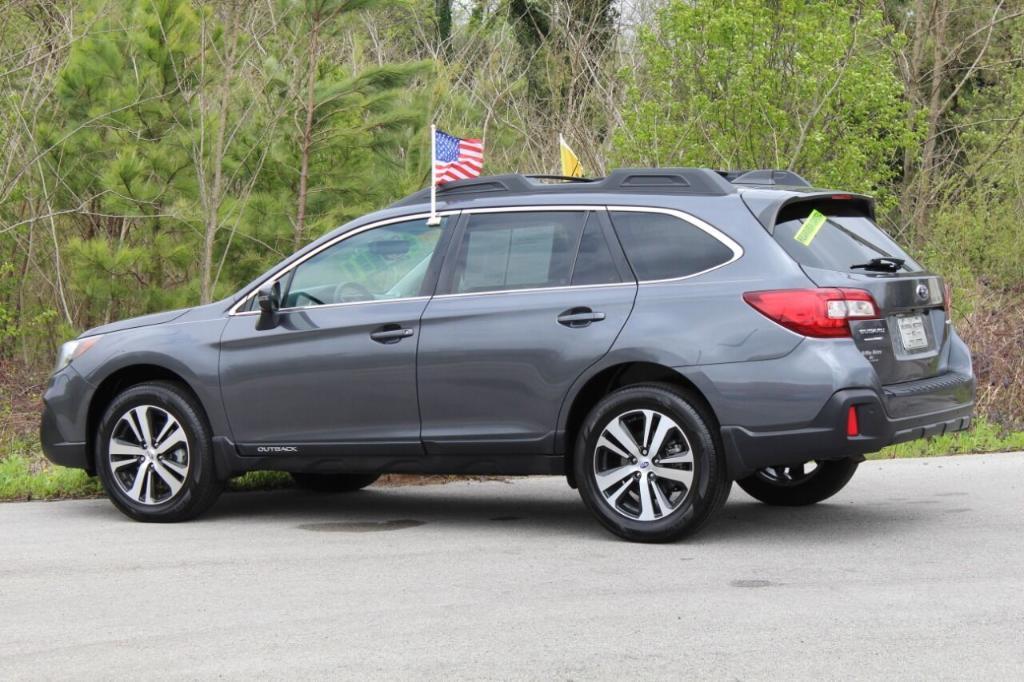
850, 257, 905, 273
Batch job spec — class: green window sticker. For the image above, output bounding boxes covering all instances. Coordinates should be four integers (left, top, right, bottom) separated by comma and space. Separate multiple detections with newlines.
793, 209, 827, 246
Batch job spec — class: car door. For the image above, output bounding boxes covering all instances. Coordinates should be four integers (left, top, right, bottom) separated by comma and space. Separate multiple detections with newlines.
417, 207, 637, 456
219, 214, 453, 456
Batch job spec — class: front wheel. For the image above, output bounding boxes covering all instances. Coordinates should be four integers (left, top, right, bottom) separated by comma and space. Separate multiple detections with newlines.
574, 384, 730, 543
737, 458, 859, 506
290, 472, 380, 493
96, 381, 223, 522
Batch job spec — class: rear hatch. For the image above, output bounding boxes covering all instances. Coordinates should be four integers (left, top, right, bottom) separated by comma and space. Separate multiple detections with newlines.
767, 197, 948, 385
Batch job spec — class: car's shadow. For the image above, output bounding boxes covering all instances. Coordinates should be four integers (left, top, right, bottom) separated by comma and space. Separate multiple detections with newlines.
184, 481, 934, 544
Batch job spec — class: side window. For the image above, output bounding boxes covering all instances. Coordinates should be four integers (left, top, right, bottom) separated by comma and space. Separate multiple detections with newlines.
282, 217, 447, 308
571, 215, 622, 286
610, 211, 735, 281
451, 211, 586, 294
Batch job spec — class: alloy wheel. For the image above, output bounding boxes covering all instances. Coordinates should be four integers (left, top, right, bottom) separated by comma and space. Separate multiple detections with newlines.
592, 409, 694, 521
107, 405, 190, 505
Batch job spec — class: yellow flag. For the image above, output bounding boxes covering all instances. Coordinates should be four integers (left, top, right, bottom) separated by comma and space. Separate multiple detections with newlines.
559, 134, 583, 177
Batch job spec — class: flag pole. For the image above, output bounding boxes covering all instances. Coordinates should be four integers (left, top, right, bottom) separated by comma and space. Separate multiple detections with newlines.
427, 123, 441, 226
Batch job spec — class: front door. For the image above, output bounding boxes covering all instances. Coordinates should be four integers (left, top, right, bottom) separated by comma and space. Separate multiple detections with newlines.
417, 208, 636, 456
219, 215, 452, 456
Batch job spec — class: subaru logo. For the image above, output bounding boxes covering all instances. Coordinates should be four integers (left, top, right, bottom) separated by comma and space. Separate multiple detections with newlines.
639, 460, 650, 469
916, 284, 930, 300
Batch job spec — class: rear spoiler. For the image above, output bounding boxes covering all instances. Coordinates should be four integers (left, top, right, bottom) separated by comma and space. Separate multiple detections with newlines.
740, 190, 876, 233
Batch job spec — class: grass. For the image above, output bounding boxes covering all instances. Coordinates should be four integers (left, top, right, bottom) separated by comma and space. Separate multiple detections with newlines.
0, 437, 296, 501
0, 446, 104, 501
0, 420, 1021, 502
869, 417, 1024, 459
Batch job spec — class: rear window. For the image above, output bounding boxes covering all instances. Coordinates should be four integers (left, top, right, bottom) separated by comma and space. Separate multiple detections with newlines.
610, 211, 735, 281
773, 202, 922, 273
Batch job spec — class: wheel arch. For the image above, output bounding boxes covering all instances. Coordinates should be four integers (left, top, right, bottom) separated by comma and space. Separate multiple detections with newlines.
558, 361, 723, 487
85, 364, 208, 473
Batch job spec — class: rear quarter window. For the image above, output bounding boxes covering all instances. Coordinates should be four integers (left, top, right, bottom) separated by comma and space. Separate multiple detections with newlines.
773, 201, 923, 273
610, 211, 736, 281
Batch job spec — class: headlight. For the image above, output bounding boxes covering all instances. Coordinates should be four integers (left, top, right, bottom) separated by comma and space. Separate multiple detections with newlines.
54, 335, 103, 373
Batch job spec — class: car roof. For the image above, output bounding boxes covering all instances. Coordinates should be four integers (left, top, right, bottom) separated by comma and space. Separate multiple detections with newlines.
389, 168, 817, 209
229, 168, 871, 307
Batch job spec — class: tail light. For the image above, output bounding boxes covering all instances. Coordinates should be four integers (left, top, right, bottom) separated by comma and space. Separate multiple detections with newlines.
743, 288, 880, 338
943, 281, 952, 316
846, 406, 860, 437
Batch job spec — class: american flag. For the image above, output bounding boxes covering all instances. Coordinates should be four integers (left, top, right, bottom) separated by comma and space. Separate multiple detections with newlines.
434, 129, 483, 185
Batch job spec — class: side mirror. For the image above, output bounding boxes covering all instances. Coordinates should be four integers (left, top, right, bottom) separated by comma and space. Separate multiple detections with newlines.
256, 282, 280, 328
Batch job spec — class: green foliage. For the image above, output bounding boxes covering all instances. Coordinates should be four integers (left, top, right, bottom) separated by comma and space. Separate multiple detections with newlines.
2, 0, 1024, 461
0, 446, 104, 501
228, 470, 293, 492
871, 419, 1024, 459
0, 441, 294, 500
919, 72, 1024, 294
614, 0, 916, 206
45, 0, 202, 326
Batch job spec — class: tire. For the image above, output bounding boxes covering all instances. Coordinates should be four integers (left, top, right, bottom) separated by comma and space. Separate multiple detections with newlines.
574, 383, 730, 543
291, 472, 380, 493
737, 458, 859, 506
95, 381, 223, 522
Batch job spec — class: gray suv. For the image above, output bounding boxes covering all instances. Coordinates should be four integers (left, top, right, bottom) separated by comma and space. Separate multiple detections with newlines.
40, 168, 975, 541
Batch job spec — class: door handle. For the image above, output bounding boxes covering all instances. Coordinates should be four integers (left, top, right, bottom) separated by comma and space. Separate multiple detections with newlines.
370, 325, 414, 344
557, 307, 606, 328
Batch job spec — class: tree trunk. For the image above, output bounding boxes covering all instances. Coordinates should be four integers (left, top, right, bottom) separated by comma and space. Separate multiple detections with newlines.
898, 0, 930, 234
436, 0, 452, 59
913, 0, 948, 238
199, 13, 238, 305
294, 20, 320, 251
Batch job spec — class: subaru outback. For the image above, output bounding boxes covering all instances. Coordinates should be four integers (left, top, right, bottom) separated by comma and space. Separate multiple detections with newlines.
40, 168, 975, 541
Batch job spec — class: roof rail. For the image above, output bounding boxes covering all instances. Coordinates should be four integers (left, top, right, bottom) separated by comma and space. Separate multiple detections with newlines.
717, 169, 811, 187
389, 168, 737, 208
526, 174, 597, 183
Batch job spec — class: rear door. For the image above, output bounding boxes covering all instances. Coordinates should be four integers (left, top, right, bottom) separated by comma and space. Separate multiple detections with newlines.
770, 199, 948, 384
416, 207, 636, 455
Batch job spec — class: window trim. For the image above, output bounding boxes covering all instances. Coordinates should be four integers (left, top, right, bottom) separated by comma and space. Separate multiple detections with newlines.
229, 204, 745, 314
607, 205, 744, 284
435, 205, 743, 299
438, 206, 601, 297
228, 210, 459, 316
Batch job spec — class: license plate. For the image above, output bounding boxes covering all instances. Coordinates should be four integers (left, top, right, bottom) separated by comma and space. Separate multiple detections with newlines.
897, 315, 929, 351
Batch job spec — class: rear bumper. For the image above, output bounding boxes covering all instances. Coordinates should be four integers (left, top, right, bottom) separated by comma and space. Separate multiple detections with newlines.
721, 372, 975, 479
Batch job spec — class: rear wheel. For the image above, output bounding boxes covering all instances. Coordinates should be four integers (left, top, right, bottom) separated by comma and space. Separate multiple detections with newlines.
290, 472, 380, 493
737, 458, 859, 506
96, 381, 222, 522
574, 384, 730, 543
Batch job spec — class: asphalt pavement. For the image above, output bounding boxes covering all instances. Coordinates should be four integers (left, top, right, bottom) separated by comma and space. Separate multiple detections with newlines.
1, 453, 1022, 680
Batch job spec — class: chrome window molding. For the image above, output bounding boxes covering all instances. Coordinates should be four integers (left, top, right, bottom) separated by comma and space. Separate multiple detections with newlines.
232, 295, 431, 317
228, 204, 744, 315
228, 210, 459, 316
462, 205, 602, 214
440, 204, 744, 297
431, 281, 635, 301
605, 205, 744, 285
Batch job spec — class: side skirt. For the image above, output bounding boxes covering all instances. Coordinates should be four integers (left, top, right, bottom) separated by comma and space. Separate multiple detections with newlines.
212, 436, 565, 479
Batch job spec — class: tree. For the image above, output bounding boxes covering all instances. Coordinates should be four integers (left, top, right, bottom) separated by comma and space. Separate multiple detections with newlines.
613, 0, 916, 207
283, 0, 429, 249
885, 0, 1024, 236
46, 0, 203, 325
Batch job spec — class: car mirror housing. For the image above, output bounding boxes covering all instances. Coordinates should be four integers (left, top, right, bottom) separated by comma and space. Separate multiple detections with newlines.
256, 282, 280, 328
